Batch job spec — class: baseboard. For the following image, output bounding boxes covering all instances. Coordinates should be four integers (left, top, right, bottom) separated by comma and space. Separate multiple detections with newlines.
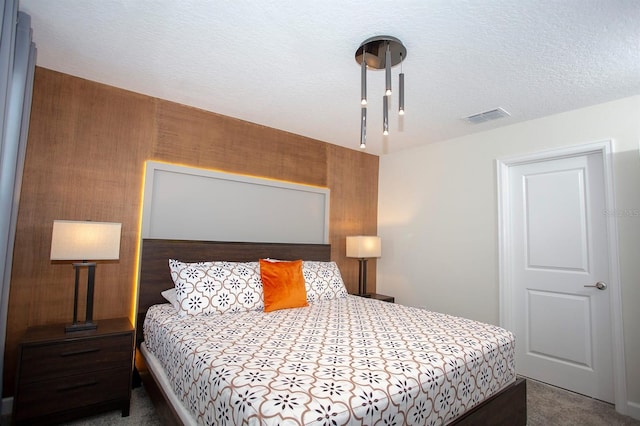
1, 396, 12, 415
627, 400, 640, 420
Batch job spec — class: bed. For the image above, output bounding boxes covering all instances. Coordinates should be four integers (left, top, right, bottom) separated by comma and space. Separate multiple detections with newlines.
135, 239, 526, 425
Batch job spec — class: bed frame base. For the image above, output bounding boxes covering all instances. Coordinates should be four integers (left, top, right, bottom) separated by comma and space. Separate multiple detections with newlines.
135, 349, 182, 426
451, 377, 526, 425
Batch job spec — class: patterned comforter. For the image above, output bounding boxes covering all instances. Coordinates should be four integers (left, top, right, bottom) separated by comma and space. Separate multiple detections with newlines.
143, 295, 515, 425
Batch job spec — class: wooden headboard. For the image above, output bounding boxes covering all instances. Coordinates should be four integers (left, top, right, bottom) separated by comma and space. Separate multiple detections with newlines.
136, 239, 331, 346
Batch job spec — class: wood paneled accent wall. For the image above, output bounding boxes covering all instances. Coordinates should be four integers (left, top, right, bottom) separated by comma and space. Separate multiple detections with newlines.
3, 67, 379, 396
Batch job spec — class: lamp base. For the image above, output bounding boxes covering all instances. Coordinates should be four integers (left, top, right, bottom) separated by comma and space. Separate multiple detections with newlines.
65, 321, 98, 333
357, 258, 369, 295
67, 262, 98, 333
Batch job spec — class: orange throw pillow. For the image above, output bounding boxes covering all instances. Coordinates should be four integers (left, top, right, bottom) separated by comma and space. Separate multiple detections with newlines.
260, 259, 308, 312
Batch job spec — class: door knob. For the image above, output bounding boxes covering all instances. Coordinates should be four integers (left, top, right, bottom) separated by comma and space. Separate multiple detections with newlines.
584, 281, 607, 290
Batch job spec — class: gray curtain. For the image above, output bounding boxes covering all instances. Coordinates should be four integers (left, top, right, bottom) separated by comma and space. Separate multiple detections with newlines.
0, 0, 36, 399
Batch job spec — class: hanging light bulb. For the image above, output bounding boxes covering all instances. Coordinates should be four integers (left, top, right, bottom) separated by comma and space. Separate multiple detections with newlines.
398, 73, 405, 115
383, 96, 389, 135
399, 53, 405, 115
385, 42, 392, 96
360, 107, 367, 148
361, 50, 367, 106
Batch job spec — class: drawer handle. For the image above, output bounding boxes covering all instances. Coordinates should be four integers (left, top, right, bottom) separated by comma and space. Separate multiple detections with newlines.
57, 380, 98, 392
60, 348, 100, 357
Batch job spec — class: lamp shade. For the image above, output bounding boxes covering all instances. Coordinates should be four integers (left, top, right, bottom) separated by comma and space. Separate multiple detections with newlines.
346, 236, 381, 258
50, 220, 121, 261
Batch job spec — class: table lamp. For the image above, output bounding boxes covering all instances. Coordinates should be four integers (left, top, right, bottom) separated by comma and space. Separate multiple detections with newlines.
346, 235, 381, 296
50, 220, 121, 332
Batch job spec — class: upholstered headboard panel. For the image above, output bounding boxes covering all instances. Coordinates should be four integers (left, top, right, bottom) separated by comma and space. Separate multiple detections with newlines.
141, 161, 330, 244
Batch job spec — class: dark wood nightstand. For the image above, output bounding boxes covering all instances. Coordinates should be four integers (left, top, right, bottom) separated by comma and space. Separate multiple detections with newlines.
12, 317, 134, 425
357, 293, 395, 303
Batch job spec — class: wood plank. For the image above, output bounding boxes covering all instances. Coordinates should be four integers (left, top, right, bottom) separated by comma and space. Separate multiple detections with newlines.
154, 100, 328, 187
327, 144, 379, 294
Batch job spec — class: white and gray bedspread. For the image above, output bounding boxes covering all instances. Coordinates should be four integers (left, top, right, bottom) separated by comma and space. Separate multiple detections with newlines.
143, 295, 516, 425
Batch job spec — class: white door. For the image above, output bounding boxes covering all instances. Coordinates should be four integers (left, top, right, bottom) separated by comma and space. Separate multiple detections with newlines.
508, 151, 613, 402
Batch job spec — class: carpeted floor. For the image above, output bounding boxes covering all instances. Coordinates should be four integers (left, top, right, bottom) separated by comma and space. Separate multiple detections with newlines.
526, 378, 639, 426
4, 378, 639, 425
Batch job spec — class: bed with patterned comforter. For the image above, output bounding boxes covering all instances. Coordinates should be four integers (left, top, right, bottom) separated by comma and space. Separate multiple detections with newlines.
143, 295, 516, 425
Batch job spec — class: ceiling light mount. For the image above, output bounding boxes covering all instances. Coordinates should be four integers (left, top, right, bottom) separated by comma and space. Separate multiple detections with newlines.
355, 36, 407, 70
355, 36, 407, 149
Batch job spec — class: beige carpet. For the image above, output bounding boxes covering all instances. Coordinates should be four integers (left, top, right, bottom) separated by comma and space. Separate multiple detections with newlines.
3, 378, 638, 425
526, 378, 639, 426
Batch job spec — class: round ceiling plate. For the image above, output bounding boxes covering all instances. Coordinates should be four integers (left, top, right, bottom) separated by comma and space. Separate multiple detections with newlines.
355, 35, 406, 69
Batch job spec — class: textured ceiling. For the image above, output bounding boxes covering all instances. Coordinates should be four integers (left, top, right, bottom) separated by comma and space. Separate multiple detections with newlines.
18, 0, 640, 155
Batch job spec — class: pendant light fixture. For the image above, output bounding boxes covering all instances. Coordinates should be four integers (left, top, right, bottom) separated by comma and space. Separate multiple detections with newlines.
355, 35, 406, 149
398, 53, 405, 115
360, 107, 367, 149
361, 50, 367, 106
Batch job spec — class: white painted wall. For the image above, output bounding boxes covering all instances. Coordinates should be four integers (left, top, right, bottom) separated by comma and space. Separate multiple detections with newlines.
378, 95, 640, 415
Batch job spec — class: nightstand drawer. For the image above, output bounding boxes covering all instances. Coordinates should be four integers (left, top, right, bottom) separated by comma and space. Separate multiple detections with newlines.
19, 333, 132, 383
13, 366, 130, 421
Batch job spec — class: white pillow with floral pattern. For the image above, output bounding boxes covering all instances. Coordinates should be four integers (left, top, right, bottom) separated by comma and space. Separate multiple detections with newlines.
302, 261, 348, 303
169, 259, 263, 316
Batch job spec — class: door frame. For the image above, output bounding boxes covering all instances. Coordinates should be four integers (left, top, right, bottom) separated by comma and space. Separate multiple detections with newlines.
496, 139, 627, 414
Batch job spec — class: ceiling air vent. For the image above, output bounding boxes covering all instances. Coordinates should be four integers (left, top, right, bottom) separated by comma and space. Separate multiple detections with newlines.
463, 107, 511, 124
